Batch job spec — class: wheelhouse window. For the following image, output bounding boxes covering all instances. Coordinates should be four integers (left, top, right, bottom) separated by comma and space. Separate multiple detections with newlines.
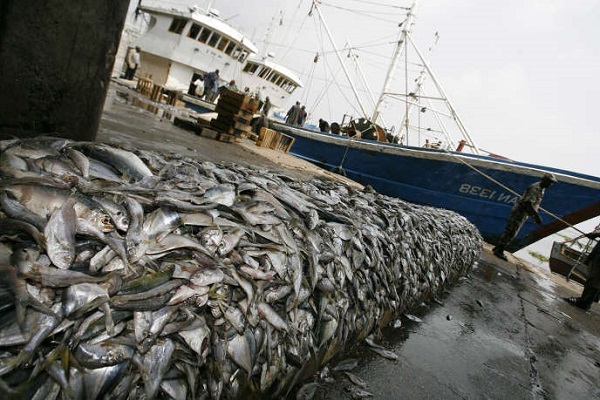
275, 76, 284, 86
208, 32, 221, 48
258, 67, 271, 79
217, 38, 229, 51
188, 23, 201, 39
168, 18, 187, 34
243, 62, 260, 74
198, 28, 211, 43
238, 51, 248, 63
224, 42, 236, 56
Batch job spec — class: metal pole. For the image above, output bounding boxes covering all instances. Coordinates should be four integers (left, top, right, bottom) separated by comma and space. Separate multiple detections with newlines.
407, 34, 480, 154
311, 1, 370, 119
371, 0, 417, 124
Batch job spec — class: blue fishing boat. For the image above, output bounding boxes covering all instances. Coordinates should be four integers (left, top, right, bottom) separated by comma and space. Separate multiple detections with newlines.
271, 0, 600, 251
271, 121, 600, 250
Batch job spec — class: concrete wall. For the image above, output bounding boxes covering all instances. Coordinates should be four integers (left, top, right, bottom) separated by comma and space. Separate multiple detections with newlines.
0, 0, 129, 141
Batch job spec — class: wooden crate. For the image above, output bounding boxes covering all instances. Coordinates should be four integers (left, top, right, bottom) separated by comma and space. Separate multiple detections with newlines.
136, 77, 154, 97
218, 133, 237, 143
272, 133, 295, 153
256, 128, 295, 152
218, 89, 260, 113
257, 127, 279, 149
200, 127, 219, 139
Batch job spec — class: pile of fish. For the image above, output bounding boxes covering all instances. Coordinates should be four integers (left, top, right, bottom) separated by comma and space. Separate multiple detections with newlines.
0, 137, 482, 399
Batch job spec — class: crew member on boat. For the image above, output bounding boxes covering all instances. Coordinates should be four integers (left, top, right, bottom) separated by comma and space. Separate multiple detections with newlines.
286, 101, 301, 125
297, 106, 307, 127
493, 173, 558, 261
564, 230, 600, 311
319, 119, 330, 133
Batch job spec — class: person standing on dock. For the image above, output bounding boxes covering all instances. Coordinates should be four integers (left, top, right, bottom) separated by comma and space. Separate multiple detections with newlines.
124, 46, 141, 80
492, 173, 558, 260
263, 96, 272, 116
564, 230, 600, 311
203, 69, 219, 102
193, 76, 204, 97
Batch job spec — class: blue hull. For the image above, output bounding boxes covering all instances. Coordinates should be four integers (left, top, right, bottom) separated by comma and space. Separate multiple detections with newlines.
273, 121, 600, 250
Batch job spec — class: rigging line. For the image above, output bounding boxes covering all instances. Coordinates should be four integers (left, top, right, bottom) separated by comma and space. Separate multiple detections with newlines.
338, 0, 412, 9
320, 3, 406, 24
305, 15, 330, 106
258, 36, 402, 59
280, 4, 312, 61
436, 149, 588, 236
299, 17, 323, 105
321, 51, 364, 117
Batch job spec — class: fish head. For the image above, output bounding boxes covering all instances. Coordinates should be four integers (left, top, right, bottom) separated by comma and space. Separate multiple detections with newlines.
89, 211, 115, 232
199, 227, 223, 254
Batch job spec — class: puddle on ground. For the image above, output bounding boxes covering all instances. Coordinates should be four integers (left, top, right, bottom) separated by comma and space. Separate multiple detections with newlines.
107, 89, 176, 122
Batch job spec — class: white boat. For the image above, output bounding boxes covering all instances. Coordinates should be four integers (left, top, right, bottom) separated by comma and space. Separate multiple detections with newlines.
549, 240, 592, 285
132, 1, 303, 111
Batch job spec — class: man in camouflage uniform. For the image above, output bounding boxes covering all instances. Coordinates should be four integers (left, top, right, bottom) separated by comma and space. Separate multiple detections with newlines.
493, 173, 557, 261
564, 230, 600, 311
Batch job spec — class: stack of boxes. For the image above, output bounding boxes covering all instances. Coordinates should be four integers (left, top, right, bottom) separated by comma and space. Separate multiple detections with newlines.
204, 88, 259, 143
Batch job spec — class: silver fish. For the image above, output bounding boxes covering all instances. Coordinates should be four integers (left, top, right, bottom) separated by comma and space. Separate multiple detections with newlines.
44, 198, 77, 269
202, 183, 236, 206
258, 302, 289, 333
75, 340, 134, 368
133, 338, 175, 399
63, 146, 90, 178
74, 143, 154, 182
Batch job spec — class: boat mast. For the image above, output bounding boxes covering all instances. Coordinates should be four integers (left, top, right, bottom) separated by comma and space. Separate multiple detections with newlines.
310, 1, 370, 119
346, 39, 387, 127
408, 35, 480, 154
371, 0, 417, 125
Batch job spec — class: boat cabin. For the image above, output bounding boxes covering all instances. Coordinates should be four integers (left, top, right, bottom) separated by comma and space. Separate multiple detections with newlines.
134, 4, 302, 109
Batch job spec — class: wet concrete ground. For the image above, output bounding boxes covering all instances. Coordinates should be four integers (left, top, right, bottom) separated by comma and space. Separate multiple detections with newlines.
312, 245, 599, 399
100, 81, 599, 400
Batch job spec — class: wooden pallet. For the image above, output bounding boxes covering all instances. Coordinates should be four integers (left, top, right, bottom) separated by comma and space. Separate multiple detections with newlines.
210, 119, 251, 136
214, 107, 254, 124
174, 117, 201, 134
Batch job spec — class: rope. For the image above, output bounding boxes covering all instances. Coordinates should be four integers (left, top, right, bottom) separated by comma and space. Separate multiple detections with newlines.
437, 147, 588, 236
565, 237, 593, 281
334, 137, 353, 176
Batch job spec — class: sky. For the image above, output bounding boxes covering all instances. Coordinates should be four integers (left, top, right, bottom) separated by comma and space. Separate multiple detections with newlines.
128, 0, 600, 265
